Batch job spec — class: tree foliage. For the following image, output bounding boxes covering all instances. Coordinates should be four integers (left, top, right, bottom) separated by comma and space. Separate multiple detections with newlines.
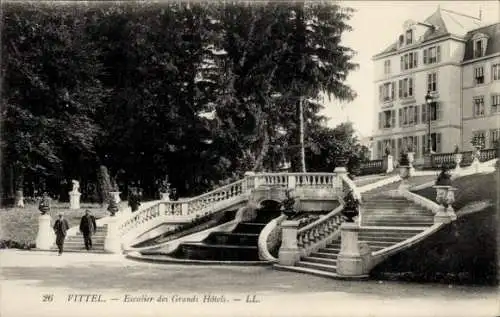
1, 1, 362, 201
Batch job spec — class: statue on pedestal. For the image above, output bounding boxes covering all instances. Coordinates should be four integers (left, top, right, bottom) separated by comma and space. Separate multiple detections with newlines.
71, 180, 80, 193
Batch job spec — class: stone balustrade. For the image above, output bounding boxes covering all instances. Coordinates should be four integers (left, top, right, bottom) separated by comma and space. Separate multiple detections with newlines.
359, 159, 384, 175
114, 172, 342, 251
297, 211, 343, 251
432, 148, 498, 169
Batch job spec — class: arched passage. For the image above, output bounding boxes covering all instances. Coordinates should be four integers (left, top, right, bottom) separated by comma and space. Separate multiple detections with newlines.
254, 199, 283, 223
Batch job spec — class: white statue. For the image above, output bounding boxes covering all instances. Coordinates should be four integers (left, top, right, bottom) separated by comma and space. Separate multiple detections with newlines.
71, 180, 80, 193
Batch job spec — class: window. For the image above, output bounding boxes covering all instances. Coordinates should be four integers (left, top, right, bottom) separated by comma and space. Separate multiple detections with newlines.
400, 52, 418, 71
474, 40, 484, 58
421, 134, 427, 155
473, 96, 485, 117
472, 131, 486, 149
398, 78, 413, 98
384, 60, 391, 74
492, 64, 500, 81
428, 102, 442, 121
406, 29, 413, 45
398, 105, 419, 127
377, 141, 383, 159
399, 35, 404, 48
474, 66, 484, 85
423, 46, 441, 64
414, 105, 420, 124
491, 129, 500, 148
421, 103, 427, 122
427, 72, 438, 92
378, 110, 396, 129
492, 95, 500, 114
379, 82, 395, 102
430, 133, 442, 152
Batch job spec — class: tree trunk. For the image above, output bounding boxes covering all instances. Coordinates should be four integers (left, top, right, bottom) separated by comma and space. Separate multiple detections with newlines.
252, 127, 270, 172
299, 96, 306, 173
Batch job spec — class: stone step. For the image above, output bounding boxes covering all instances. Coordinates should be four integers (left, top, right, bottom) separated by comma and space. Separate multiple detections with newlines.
360, 227, 427, 233
362, 221, 432, 227
178, 242, 259, 261
274, 264, 339, 279
319, 246, 341, 253
302, 256, 338, 266
361, 240, 396, 247
233, 222, 267, 234
296, 260, 337, 273
362, 208, 431, 213
309, 251, 340, 259
357, 235, 410, 242
205, 232, 259, 246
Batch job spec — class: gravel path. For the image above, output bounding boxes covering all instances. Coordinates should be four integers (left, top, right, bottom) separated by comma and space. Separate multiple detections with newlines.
1, 250, 498, 317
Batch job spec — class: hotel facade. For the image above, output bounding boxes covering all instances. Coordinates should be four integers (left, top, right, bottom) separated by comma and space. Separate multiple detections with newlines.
371, 7, 500, 164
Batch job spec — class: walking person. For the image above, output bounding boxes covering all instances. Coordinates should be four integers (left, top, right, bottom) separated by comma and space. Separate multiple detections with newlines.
79, 209, 96, 251
53, 213, 69, 255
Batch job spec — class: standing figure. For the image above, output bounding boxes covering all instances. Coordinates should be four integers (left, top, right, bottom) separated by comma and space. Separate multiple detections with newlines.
169, 188, 179, 201
53, 213, 69, 255
79, 209, 96, 250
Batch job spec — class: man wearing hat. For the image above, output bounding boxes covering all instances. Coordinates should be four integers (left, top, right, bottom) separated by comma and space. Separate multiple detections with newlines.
79, 209, 97, 250
53, 213, 69, 255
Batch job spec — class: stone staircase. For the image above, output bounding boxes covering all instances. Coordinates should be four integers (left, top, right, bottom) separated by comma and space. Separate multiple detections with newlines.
52, 226, 108, 253
290, 193, 433, 277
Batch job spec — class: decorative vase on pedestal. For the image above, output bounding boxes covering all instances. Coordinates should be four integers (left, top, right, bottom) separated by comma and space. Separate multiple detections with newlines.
36, 194, 53, 250
341, 190, 360, 223
107, 197, 119, 217
281, 189, 297, 220
109, 191, 120, 204
160, 192, 170, 201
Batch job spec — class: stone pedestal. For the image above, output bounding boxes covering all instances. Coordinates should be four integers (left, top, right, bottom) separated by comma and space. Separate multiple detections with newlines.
423, 153, 433, 169
408, 152, 415, 176
454, 154, 462, 174
471, 157, 480, 173
36, 214, 54, 250
398, 166, 411, 194
104, 216, 121, 254
69, 192, 81, 210
160, 192, 170, 201
337, 222, 369, 278
278, 220, 300, 266
110, 191, 121, 204
434, 206, 457, 224
384, 155, 394, 173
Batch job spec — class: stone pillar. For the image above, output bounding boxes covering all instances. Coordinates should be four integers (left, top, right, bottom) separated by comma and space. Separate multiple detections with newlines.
104, 217, 121, 254
278, 220, 300, 266
36, 214, 54, 250
336, 222, 369, 278
385, 155, 394, 173
454, 154, 462, 174
287, 175, 296, 190
69, 192, 81, 210
398, 166, 411, 194
334, 166, 348, 193
110, 191, 121, 204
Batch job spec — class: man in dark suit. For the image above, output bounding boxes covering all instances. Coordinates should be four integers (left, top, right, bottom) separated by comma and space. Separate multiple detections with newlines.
53, 213, 69, 255
79, 209, 96, 250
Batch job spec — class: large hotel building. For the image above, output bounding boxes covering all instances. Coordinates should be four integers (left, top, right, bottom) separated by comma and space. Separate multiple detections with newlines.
371, 7, 500, 164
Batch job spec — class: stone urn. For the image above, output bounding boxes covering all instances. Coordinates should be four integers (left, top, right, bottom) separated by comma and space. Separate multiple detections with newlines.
341, 190, 359, 223
335, 156, 349, 169
407, 152, 415, 165
107, 198, 119, 216
38, 194, 50, 215
281, 189, 297, 220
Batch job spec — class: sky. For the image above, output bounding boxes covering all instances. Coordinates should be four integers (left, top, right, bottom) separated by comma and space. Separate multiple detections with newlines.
320, 0, 500, 140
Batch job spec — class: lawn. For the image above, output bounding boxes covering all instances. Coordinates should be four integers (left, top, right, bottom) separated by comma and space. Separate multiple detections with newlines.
0, 201, 121, 248
371, 171, 498, 285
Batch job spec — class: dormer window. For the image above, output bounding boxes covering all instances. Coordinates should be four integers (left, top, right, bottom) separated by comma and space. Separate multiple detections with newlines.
472, 33, 488, 59
399, 35, 404, 48
406, 29, 413, 45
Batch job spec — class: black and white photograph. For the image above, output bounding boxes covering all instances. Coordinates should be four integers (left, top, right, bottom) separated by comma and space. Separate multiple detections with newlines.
0, 1, 499, 316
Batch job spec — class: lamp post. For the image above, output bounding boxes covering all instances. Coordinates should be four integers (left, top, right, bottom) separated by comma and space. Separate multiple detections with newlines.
423, 91, 434, 169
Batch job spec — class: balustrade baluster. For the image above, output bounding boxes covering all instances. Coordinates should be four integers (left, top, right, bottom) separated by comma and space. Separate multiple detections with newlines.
297, 234, 304, 248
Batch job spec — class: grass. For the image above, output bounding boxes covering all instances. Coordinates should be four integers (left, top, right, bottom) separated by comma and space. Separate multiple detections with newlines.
371, 172, 498, 285
0, 201, 121, 248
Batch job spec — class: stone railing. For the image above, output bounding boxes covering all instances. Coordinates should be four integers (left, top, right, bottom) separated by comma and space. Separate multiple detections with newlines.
114, 172, 341, 251
432, 148, 498, 169
296, 205, 344, 255
296, 171, 359, 253
359, 159, 384, 175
